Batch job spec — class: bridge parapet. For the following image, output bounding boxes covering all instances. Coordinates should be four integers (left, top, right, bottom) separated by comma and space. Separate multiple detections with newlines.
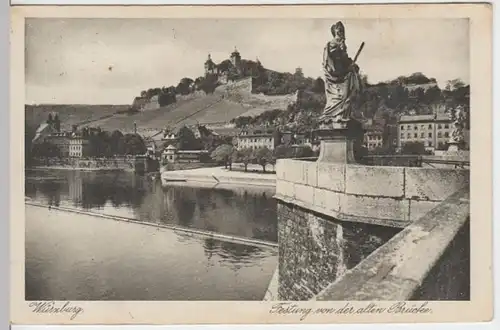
314, 187, 470, 301
275, 158, 469, 227
274, 158, 470, 300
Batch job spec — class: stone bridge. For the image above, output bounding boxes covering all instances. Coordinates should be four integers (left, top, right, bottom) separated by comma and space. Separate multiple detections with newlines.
270, 155, 470, 301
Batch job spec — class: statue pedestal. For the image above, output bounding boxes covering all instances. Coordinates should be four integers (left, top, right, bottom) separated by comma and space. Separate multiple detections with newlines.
314, 121, 362, 164
447, 141, 465, 154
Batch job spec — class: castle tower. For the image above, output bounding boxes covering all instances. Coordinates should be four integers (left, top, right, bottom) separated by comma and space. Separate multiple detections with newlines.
204, 53, 216, 76
230, 47, 242, 72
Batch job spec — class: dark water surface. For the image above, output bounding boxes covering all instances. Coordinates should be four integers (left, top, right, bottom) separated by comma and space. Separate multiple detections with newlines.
25, 169, 278, 300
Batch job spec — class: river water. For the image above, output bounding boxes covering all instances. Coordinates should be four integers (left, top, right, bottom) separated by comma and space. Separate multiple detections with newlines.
25, 169, 278, 301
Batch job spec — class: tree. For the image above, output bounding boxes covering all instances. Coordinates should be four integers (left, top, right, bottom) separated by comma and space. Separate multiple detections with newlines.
254, 147, 273, 173
122, 134, 147, 155
53, 114, 61, 132
177, 126, 203, 150
176, 77, 194, 95
210, 144, 235, 170
235, 148, 254, 172
46, 113, 53, 125
110, 130, 125, 155
199, 74, 219, 94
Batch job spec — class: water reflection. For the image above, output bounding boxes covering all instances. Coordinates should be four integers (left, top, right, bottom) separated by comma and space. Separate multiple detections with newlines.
25, 205, 277, 300
25, 169, 278, 242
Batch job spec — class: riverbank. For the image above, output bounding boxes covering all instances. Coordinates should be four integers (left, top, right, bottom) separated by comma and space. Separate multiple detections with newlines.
161, 166, 276, 187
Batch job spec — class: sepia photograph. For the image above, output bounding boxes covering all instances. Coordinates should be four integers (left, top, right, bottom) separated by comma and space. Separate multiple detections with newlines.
10, 3, 492, 325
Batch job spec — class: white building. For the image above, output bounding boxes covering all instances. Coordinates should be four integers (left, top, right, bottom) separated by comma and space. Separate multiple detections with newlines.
236, 127, 276, 150
397, 113, 453, 151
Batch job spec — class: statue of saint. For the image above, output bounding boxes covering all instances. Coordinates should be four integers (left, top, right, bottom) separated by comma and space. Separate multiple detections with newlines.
319, 21, 364, 128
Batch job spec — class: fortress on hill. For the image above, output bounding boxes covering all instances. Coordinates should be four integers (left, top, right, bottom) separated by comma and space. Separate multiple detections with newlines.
203, 47, 262, 85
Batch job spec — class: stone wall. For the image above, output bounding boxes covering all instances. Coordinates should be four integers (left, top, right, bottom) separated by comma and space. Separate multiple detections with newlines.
277, 201, 401, 301
313, 188, 469, 301
275, 159, 470, 227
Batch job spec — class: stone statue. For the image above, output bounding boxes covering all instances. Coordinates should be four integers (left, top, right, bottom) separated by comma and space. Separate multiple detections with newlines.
319, 21, 364, 128
449, 105, 466, 144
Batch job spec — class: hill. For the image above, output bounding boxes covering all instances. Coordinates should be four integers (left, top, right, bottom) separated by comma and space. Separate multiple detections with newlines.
26, 78, 298, 135
25, 104, 129, 130
85, 93, 251, 133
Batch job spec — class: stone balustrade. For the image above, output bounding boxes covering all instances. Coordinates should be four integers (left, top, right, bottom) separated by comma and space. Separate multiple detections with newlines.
275, 158, 470, 228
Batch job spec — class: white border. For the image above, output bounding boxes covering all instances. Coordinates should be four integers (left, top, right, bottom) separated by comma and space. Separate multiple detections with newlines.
5, 0, 498, 329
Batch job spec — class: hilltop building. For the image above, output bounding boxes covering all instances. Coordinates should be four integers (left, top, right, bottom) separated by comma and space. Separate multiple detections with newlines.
203, 47, 259, 85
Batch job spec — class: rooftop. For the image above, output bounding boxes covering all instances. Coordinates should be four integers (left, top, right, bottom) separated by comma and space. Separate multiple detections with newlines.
399, 113, 451, 123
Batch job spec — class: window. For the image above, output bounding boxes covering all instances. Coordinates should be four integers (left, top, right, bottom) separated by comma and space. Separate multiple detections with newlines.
400, 125, 404, 130
438, 124, 442, 129
428, 124, 432, 129
407, 133, 411, 138
428, 132, 432, 138
428, 141, 432, 147
421, 125, 424, 129
414, 133, 417, 138
414, 125, 418, 130
420, 133, 424, 138
407, 125, 411, 130
445, 124, 449, 129
438, 132, 442, 138
401, 133, 404, 138
445, 132, 449, 138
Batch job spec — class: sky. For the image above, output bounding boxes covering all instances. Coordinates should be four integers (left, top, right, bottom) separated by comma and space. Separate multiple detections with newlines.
25, 18, 469, 105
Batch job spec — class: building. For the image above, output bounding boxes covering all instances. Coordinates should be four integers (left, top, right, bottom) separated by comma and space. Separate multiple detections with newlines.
68, 135, 90, 158
46, 132, 71, 157
364, 127, 384, 151
162, 145, 210, 164
204, 54, 217, 76
203, 48, 244, 84
397, 113, 452, 151
143, 95, 160, 110
230, 48, 242, 74
236, 126, 277, 150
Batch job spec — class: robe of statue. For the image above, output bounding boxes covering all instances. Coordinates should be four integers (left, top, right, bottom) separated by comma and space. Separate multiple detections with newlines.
319, 39, 363, 125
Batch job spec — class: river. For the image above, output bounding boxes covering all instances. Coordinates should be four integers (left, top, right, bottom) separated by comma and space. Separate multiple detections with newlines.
25, 169, 278, 301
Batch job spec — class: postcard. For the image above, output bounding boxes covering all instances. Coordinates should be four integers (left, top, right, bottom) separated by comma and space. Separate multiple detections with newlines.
10, 3, 493, 325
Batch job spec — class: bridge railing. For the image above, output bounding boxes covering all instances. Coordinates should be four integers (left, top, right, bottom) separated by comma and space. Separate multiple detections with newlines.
291, 155, 470, 168
313, 187, 470, 301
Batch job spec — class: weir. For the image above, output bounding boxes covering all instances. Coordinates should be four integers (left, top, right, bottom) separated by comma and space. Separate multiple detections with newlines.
25, 202, 278, 250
